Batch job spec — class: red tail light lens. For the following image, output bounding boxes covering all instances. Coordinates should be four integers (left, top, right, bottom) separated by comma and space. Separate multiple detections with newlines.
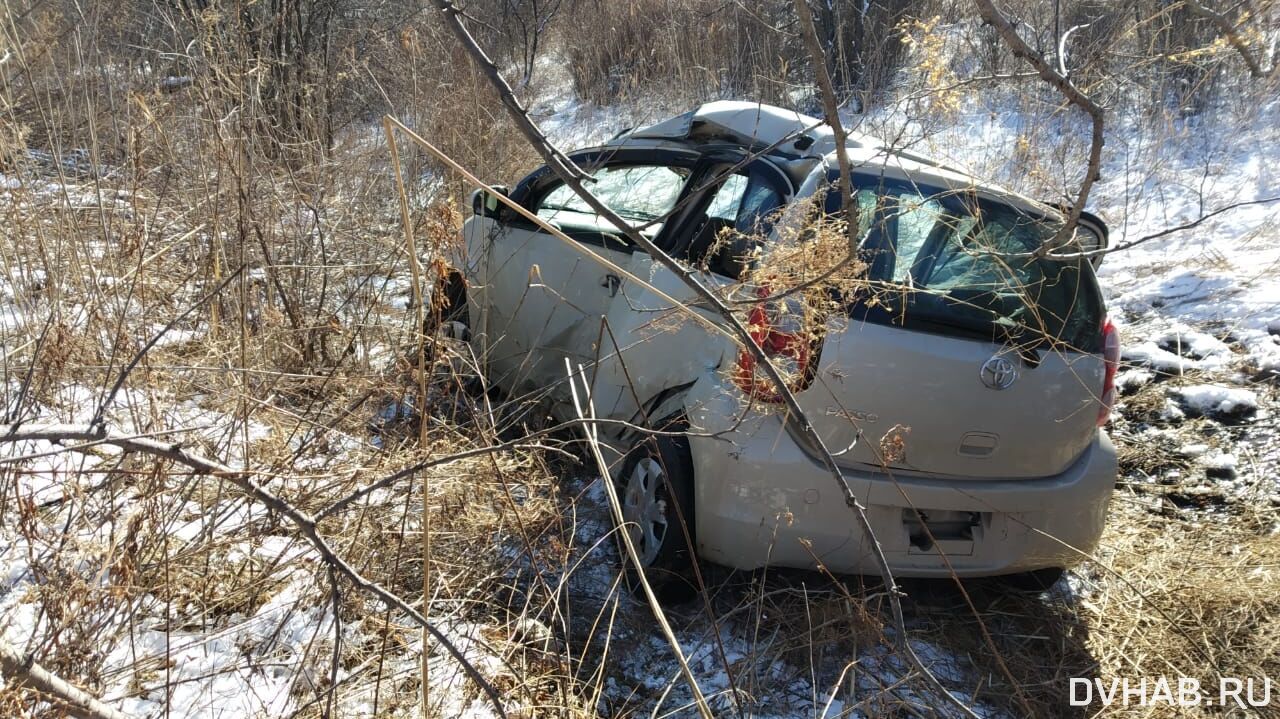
732, 288, 815, 403
1098, 319, 1120, 427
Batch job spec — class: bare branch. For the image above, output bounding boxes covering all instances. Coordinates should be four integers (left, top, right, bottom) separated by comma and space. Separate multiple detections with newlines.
0, 423, 508, 718
0, 638, 133, 719
1027, 195, 1280, 261
974, 0, 1105, 254
792, 0, 859, 252
1186, 0, 1268, 78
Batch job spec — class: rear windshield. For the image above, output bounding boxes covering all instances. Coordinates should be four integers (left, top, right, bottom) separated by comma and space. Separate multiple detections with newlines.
825, 175, 1105, 353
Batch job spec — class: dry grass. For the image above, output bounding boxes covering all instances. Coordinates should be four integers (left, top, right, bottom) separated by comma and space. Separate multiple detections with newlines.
1094, 499, 1280, 665
2, 1, 1278, 717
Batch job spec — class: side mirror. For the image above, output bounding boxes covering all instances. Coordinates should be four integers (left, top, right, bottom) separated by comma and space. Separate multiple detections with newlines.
470, 185, 509, 218
1073, 210, 1108, 269
1046, 202, 1109, 268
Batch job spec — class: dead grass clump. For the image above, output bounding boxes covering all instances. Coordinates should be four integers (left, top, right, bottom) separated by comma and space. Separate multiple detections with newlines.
756, 585, 886, 672
1115, 427, 1192, 477
906, 589, 1095, 716
1116, 376, 1175, 425
1080, 500, 1280, 713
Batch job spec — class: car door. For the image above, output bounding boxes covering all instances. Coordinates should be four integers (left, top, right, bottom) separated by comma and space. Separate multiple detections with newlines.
473, 148, 700, 401
584, 156, 794, 433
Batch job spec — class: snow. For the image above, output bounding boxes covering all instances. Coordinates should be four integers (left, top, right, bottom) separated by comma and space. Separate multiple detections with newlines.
2, 28, 1279, 719
1174, 384, 1259, 417
1202, 450, 1238, 472
1123, 340, 1199, 374
105, 571, 336, 718
1116, 368, 1155, 392
1178, 443, 1211, 457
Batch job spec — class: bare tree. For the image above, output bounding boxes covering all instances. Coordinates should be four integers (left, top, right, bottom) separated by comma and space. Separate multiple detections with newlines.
974, 0, 1106, 251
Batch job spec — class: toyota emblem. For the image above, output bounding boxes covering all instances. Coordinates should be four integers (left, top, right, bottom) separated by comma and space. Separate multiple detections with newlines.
980, 356, 1018, 390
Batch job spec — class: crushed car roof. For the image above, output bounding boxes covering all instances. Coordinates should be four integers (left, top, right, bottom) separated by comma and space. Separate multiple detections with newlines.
625, 100, 875, 157
619, 101, 1055, 218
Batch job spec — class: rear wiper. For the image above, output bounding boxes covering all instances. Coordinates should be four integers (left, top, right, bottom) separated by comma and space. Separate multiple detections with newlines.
901, 310, 999, 341
901, 308, 1044, 367
996, 318, 1044, 368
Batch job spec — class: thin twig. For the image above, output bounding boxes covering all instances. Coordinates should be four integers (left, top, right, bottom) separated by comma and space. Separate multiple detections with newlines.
566, 360, 713, 719
0, 423, 508, 718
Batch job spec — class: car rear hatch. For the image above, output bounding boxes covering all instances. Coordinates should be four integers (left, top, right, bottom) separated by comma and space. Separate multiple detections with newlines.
789, 177, 1108, 479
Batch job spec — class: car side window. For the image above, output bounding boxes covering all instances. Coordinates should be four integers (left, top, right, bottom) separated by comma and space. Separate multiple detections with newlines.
695, 166, 787, 277
705, 174, 747, 221
534, 164, 689, 237
710, 167, 786, 235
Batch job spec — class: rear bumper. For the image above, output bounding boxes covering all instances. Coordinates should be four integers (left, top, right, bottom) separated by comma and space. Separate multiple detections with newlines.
684, 380, 1117, 578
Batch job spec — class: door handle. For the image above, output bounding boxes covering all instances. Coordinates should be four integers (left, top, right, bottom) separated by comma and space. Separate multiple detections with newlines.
601, 274, 621, 297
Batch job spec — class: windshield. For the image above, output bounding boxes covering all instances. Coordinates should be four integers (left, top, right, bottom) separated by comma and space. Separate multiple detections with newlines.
824, 175, 1105, 352
536, 164, 690, 232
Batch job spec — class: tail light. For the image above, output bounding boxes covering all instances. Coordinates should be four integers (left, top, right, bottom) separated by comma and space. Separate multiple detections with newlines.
1097, 319, 1120, 427
732, 288, 816, 403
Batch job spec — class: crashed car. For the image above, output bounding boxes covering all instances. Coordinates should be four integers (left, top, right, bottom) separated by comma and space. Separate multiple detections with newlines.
437, 101, 1119, 590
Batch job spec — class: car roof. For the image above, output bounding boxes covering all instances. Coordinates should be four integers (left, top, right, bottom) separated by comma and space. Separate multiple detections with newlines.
613, 101, 1061, 220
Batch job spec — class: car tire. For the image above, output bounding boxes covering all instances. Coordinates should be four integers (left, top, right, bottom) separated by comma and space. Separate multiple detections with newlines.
614, 430, 698, 601
997, 567, 1066, 594
424, 270, 468, 339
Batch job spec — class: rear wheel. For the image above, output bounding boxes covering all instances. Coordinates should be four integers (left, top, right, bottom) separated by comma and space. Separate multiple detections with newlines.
997, 567, 1066, 593
615, 432, 697, 601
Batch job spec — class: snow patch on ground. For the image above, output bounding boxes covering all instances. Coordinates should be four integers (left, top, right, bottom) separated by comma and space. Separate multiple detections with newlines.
1174, 384, 1259, 418
1116, 368, 1155, 392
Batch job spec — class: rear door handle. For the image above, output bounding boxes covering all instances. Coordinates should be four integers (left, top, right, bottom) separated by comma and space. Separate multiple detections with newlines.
601, 274, 621, 297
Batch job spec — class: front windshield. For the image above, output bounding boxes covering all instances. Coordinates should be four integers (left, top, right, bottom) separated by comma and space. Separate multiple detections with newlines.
536, 165, 690, 233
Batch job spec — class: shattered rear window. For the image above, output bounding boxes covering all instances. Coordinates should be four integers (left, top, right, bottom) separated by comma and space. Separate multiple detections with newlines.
824, 175, 1106, 352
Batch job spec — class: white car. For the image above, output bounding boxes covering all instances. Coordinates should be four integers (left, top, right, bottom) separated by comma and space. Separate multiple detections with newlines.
439, 101, 1119, 591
